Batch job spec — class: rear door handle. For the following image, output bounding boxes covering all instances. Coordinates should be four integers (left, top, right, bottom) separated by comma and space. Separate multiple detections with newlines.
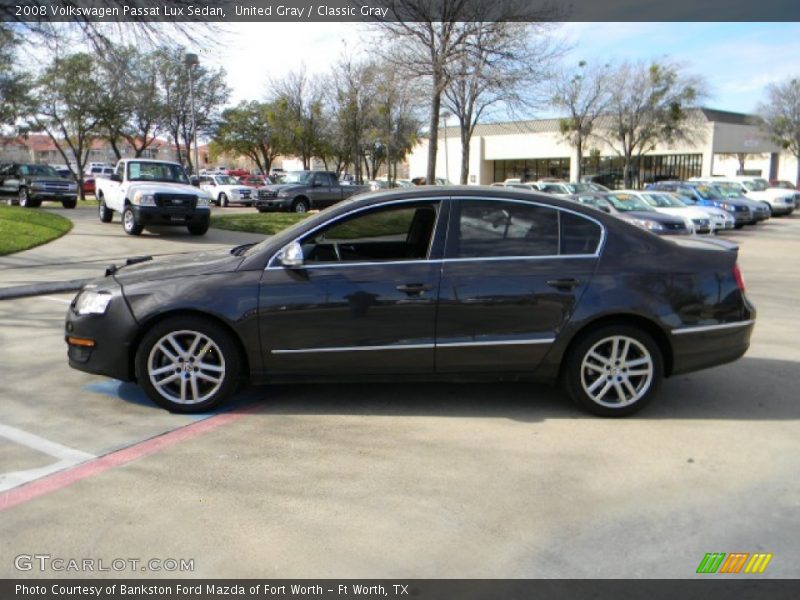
396, 283, 433, 295
547, 278, 581, 291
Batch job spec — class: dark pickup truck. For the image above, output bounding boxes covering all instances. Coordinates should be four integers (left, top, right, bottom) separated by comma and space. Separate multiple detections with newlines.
0, 163, 79, 208
255, 170, 369, 213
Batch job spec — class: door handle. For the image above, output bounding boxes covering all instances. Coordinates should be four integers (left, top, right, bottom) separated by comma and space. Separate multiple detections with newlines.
547, 278, 581, 291
396, 283, 432, 295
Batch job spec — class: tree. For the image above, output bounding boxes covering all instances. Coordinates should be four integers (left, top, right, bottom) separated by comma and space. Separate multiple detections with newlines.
376, 0, 560, 184
444, 22, 559, 184
154, 47, 229, 174
0, 26, 29, 133
28, 53, 102, 199
211, 101, 282, 174
94, 46, 165, 160
759, 77, 800, 185
592, 59, 707, 188
551, 60, 612, 182
268, 69, 326, 170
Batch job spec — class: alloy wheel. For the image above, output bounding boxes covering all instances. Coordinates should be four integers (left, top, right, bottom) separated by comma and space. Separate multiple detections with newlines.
579, 335, 654, 408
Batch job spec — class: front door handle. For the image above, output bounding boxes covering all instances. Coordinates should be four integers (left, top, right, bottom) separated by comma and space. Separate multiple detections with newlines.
396, 283, 433, 296
547, 278, 581, 291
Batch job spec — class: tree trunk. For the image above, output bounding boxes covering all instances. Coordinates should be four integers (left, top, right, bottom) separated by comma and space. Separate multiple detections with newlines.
796, 155, 800, 188
460, 127, 470, 185
427, 84, 441, 185
575, 142, 583, 182
623, 154, 633, 189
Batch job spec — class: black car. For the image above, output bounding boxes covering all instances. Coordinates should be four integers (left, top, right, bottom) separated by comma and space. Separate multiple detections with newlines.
65, 187, 755, 417
0, 163, 79, 208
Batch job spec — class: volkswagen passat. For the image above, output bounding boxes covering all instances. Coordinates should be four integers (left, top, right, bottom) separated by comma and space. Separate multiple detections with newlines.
65, 188, 755, 417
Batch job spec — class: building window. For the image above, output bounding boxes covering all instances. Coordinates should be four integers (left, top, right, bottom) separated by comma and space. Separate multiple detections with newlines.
580, 154, 702, 189
493, 158, 570, 183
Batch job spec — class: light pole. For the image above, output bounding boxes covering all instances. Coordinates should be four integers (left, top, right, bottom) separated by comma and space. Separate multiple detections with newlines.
440, 111, 451, 184
184, 53, 199, 175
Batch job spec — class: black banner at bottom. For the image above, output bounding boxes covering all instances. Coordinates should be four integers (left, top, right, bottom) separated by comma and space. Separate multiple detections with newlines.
3, 580, 800, 600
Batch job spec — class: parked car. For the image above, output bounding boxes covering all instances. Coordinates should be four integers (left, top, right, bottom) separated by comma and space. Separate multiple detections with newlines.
536, 182, 573, 196
198, 174, 255, 207
95, 159, 211, 235
65, 186, 755, 417
239, 175, 268, 188
691, 177, 793, 216
227, 168, 249, 178
769, 179, 798, 190
568, 192, 692, 236
567, 182, 611, 194
645, 181, 755, 228
662, 192, 734, 231
620, 190, 713, 234
82, 178, 96, 196
0, 163, 79, 208
255, 170, 369, 213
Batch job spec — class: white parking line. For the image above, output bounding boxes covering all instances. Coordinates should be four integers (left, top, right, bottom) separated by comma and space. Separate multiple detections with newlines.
0, 423, 95, 492
35, 296, 72, 305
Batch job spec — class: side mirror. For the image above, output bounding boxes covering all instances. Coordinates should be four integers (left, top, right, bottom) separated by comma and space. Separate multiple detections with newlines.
278, 242, 304, 268
190, 176, 200, 187
110, 173, 121, 183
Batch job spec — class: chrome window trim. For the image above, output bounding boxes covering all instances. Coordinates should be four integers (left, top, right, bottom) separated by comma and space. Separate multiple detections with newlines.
271, 337, 556, 354
266, 197, 444, 270
671, 320, 754, 335
450, 195, 607, 259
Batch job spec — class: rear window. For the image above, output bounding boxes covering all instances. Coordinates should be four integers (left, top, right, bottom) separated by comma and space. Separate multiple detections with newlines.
560, 212, 603, 255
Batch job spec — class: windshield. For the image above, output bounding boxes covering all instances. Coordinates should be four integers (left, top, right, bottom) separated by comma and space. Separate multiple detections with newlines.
605, 193, 654, 212
127, 161, 189, 184
566, 183, 596, 193
748, 178, 768, 191
281, 171, 314, 185
642, 192, 687, 208
214, 175, 239, 185
713, 182, 744, 197
576, 195, 612, 210
20, 164, 60, 178
693, 184, 724, 200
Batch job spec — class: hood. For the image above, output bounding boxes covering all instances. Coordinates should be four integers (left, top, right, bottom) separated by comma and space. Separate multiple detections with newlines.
620, 210, 686, 225
109, 248, 245, 287
262, 183, 304, 192
128, 181, 202, 196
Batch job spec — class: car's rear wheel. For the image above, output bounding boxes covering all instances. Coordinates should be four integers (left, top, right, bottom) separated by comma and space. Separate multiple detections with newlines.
62, 199, 77, 209
98, 196, 113, 222
122, 206, 143, 235
135, 317, 241, 413
563, 325, 663, 417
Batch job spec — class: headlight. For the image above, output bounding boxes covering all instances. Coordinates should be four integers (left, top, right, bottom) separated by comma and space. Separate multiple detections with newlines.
196, 195, 210, 207
30, 182, 44, 189
630, 218, 664, 232
720, 203, 734, 211
132, 192, 156, 206
68, 183, 77, 191
277, 190, 290, 198
74, 290, 112, 315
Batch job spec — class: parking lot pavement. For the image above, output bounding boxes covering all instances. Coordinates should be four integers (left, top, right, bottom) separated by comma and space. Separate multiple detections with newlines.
0, 215, 799, 578
0, 206, 264, 289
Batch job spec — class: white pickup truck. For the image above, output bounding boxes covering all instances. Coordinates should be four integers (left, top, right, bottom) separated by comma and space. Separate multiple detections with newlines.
95, 159, 212, 236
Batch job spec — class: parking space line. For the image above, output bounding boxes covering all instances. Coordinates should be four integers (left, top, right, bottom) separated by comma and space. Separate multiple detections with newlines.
35, 296, 72, 304
0, 424, 95, 493
0, 403, 259, 513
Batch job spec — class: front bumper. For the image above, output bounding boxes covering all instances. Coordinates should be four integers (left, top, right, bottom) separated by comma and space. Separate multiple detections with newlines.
65, 284, 139, 382
255, 198, 291, 211
30, 191, 78, 201
131, 205, 210, 227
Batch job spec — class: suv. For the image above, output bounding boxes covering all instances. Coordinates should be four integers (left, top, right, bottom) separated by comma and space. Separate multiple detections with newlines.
0, 163, 79, 208
95, 159, 211, 236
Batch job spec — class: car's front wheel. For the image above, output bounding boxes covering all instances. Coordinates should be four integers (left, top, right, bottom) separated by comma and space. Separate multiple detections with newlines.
135, 317, 241, 413
122, 206, 143, 235
563, 325, 663, 417
292, 198, 309, 213
218, 193, 228, 207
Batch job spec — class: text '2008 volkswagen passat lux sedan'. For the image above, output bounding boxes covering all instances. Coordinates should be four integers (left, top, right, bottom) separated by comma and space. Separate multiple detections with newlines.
65, 187, 755, 417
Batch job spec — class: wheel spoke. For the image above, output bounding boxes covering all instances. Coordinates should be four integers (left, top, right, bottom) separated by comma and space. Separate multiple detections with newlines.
151, 363, 178, 377
620, 338, 631, 361
613, 381, 627, 403
189, 375, 200, 402
186, 334, 203, 359
584, 361, 605, 374
156, 342, 179, 363
197, 361, 224, 373
587, 375, 607, 394
622, 378, 638, 398
165, 334, 185, 357
627, 368, 650, 377
594, 379, 614, 400
626, 357, 650, 368
154, 372, 180, 387
196, 371, 221, 384
588, 351, 611, 366
179, 376, 187, 402
610, 337, 620, 361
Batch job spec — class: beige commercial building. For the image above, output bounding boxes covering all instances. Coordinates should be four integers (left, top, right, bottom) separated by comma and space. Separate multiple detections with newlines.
407, 108, 799, 187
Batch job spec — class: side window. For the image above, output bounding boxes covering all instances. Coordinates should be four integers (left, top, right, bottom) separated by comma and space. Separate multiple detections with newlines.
301, 202, 439, 263
450, 200, 559, 258
560, 211, 602, 255
115, 163, 125, 180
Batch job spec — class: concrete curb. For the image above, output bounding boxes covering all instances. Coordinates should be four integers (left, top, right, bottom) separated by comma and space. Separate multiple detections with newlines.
0, 279, 89, 301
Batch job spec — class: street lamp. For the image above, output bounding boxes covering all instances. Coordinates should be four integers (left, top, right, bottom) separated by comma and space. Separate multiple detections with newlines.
184, 53, 200, 176
440, 111, 452, 184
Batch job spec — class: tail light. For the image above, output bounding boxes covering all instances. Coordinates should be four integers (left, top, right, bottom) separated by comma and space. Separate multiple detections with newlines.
733, 263, 746, 292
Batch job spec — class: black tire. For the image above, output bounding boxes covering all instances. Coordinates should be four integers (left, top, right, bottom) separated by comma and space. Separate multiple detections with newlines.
292, 198, 309, 213
256, 207, 267, 213
219, 193, 228, 207
62, 199, 77, 209
122, 206, 143, 235
6, 196, 17, 206
187, 221, 209, 236
135, 316, 241, 413
562, 324, 663, 417
98, 196, 113, 223
734, 223, 744, 229
19, 188, 36, 208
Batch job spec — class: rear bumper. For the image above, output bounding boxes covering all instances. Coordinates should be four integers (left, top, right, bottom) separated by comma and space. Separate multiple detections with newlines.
670, 319, 755, 375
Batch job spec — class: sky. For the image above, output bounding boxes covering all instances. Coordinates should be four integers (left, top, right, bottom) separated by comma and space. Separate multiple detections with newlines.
193, 21, 800, 119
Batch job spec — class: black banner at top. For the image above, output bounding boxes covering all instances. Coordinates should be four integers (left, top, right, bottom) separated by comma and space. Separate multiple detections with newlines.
1, 0, 800, 22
